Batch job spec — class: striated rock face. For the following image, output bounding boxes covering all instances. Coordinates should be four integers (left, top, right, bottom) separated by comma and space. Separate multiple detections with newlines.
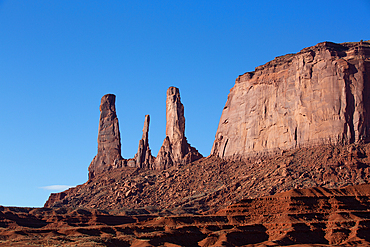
88, 94, 123, 179
155, 87, 202, 169
134, 115, 154, 168
212, 41, 370, 159
7, 183, 370, 246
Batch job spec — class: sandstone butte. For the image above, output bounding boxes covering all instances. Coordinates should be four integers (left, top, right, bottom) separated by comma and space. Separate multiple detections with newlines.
212, 40, 370, 160
45, 40, 370, 208
4, 40, 370, 246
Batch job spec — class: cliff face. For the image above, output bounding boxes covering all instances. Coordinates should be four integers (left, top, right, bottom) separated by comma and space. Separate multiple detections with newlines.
212, 41, 370, 159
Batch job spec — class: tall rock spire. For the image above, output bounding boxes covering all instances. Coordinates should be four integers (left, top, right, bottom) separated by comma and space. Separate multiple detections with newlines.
88, 94, 123, 179
155, 87, 202, 169
135, 115, 154, 168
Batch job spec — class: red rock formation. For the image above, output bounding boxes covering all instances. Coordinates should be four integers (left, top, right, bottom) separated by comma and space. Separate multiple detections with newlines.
35, 41, 370, 246
155, 87, 202, 169
134, 114, 154, 168
212, 41, 370, 159
45, 142, 370, 214
88, 94, 124, 179
6, 183, 370, 246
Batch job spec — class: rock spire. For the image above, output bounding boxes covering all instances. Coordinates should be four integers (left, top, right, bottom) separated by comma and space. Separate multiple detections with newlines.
155, 87, 202, 169
88, 94, 123, 179
134, 115, 154, 168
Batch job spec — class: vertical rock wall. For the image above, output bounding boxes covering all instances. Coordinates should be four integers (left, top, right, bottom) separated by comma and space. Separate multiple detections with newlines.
212, 41, 370, 159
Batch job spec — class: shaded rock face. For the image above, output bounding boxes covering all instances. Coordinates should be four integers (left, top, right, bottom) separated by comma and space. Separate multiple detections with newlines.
212, 41, 370, 159
88, 94, 123, 179
155, 87, 202, 169
134, 115, 154, 168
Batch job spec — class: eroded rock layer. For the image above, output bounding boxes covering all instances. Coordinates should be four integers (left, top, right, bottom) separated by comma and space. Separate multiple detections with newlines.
212, 41, 370, 159
88, 94, 124, 179
155, 87, 202, 169
5, 183, 370, 246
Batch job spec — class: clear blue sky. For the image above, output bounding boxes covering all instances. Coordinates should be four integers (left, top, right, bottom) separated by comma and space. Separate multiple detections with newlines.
0, 0, 369, 207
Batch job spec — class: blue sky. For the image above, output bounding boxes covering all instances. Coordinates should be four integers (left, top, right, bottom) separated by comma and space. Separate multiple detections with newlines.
0, 0, 369, 207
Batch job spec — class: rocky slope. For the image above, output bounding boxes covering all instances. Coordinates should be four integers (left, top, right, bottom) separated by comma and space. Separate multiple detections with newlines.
212, 40, 370, 159
45, 142, 370, 215
3, 183, 370, 246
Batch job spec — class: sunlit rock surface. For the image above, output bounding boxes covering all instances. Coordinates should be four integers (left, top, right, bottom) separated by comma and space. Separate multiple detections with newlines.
212, 41, 370, 159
